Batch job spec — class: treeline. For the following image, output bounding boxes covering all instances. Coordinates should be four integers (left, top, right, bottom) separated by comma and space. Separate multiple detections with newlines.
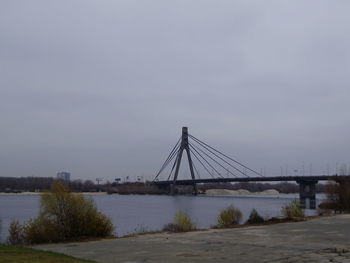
1, 176, 325, 194
0, 177, 101, 192
319, 176, 350, 212
110, 182, 168, 195
0, 177, 54, 192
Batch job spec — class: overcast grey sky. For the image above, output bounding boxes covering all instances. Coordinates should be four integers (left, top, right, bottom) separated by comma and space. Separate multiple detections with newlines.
1, 0, 350, 181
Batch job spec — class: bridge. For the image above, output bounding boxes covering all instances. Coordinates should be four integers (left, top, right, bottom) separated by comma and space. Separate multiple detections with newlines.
152, 127, 348, 209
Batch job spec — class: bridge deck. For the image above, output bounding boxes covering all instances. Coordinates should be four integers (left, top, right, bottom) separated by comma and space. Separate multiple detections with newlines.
153, 175, 340, 185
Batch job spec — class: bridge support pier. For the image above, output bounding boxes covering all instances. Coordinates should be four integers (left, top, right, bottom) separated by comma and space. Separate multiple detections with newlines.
169, 183, 197, 195
170, 183, 177, 195
297, 179, 318, 209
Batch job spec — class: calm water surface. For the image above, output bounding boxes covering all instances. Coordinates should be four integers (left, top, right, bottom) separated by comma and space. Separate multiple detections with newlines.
0, 194, 324, 242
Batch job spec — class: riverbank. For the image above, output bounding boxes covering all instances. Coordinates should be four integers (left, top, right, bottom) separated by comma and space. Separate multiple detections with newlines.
1, 193, 322, 241
0, 189, 282, 196
35, 214, 350, 263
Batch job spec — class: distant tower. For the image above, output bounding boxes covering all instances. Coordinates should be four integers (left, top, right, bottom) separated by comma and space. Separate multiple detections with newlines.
96, 178, 104, 185
56, 172, 71, 182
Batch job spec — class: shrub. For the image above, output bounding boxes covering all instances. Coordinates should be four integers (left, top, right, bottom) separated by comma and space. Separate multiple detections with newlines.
7, 220, 26, 245
217, 205, 242, 228
7, 181, 115, 244
320, 176, 350, 213
24, 218, 61, 244
246, 209, 265, 224
317, 207, 332, 216
163, 211, 196, 232
132, 224, 149, 235
282, 200, 304, 219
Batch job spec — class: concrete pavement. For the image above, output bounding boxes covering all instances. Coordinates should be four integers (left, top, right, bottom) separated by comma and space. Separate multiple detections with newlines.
34, 214, 350, 263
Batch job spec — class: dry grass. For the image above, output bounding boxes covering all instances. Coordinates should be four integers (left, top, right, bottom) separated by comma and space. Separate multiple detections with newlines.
281, 200, 304, 219
163, 211, 196, 232
217, 205, 242, 228
0, 244, 95, 263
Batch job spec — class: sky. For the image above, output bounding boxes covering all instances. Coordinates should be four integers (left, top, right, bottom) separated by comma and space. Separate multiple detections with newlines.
1, 0, 350, 182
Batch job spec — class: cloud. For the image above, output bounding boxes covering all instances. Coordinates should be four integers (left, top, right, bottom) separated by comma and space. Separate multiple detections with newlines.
0, 0, 349, 180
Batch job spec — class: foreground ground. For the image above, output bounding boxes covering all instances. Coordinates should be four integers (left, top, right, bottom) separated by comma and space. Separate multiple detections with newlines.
35, 214, 350, 263
0, 245, 95, 263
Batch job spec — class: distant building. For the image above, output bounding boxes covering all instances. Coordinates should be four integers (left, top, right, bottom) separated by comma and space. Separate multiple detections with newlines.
56, 172, 71, 181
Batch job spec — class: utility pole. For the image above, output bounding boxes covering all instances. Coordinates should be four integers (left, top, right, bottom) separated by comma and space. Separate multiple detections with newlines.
309, 164, 313, 176
302, 164, 305, 176
96, 178, 103, 192
336, 162, 338, 175
327, 164, 330, 176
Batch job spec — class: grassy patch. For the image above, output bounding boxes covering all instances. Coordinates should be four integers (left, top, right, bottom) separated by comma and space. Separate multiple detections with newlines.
0, 244, 95, 263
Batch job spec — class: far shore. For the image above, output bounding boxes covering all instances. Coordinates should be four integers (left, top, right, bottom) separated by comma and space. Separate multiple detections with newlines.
0, 191, 108, 195
0, 189, 301, 196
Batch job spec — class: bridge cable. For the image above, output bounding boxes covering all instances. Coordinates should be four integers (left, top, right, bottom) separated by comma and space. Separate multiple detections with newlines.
167, 152, 180, 181
189, 134, 263, 177
189, 134, 262, 177
189, 143, 224, 178
162, 144, 180, 172
189, 137, 246, 178
155, 144, 179, 181
189, 141, 239, 178
189, 148, 215, 179
154, 137, 181, 181
164, 137, 181, 164
192, 159, 201, 179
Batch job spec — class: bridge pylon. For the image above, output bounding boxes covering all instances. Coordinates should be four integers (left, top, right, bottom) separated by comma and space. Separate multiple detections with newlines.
153, 126, 264, 195
171, 127, 197, 195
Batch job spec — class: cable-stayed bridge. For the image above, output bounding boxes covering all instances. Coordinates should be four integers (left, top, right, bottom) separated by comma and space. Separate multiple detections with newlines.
152, 127, 348, 209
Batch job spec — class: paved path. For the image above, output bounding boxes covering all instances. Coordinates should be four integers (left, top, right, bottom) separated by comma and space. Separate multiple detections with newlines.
35, 215, 350, 263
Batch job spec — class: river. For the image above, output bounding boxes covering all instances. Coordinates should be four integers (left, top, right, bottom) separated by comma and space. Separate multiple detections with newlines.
0, 193, 325, 242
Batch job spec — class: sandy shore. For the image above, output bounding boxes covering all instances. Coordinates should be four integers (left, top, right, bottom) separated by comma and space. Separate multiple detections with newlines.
205, 188, 280, 195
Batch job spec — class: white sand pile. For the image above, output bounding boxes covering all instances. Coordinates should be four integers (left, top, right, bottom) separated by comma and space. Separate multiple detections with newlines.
205, 189, 249, 195
205, 188, 280, 195
259, 189, 280, 195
